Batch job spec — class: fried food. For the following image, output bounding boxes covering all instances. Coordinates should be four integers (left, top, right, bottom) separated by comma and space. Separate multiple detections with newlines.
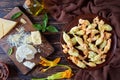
62, 16, 112, 68
63, 32, 73, 48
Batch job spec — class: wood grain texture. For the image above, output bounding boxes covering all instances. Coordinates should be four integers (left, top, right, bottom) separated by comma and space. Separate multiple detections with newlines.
0, 7, 54, 74
0, 0, 78, 80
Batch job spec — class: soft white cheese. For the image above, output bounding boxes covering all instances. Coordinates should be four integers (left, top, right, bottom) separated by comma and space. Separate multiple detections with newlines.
16, 44, 37, 62
23, 61, 35, 69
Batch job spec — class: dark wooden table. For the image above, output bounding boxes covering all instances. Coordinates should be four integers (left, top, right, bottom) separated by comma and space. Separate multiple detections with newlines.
0, 0, 78, 80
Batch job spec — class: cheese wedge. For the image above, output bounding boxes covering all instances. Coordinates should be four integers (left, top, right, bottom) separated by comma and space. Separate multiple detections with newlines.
20, 18, 27, 24
31, 31, 42, 45
0, 18, 17, 39
0, 23, 4, 39
23, 61, 35, 69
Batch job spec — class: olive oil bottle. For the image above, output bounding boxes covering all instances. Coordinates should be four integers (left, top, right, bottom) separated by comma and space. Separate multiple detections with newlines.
23, 0, 44, 16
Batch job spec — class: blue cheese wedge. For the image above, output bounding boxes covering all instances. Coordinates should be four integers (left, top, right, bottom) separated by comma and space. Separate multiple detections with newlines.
7, 27, 32, 47
0, 18, 17, 39
31, 31, 42, 45
23, 61, 35, 69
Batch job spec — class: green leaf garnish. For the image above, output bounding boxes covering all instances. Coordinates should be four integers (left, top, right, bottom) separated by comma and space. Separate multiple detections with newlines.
42, 13, 48, 28
46, 25, 58, 32
33, 13, 58, 32
7, 47, 13, 55
41, 25, 46, 32
33, 24, 42, 31
11, 12, 23, 20
41, 13, 48, 32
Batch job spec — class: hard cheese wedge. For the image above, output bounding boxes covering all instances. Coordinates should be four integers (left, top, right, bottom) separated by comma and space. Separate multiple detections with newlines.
31, 31, 42, 45
0, 18, 17, 39
0, 23, 4, 39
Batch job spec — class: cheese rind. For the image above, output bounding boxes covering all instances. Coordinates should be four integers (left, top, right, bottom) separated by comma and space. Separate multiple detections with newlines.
0, 18, 17, 39
31, 31, 42, 45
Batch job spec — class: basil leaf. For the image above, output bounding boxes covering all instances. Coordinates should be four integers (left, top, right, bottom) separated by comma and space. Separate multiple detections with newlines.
46, 25, 58, 32
32, 13, 58, 33
7, 47, 13, 55
42, 13, 48, 27
33, 24, 42, 31
41, 25, 46, 32
41, 13, 48, 32
11, 12, 23, 20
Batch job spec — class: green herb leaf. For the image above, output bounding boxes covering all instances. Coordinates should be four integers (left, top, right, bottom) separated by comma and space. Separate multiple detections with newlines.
41, 26, 46, 32
33, 24, 42, 31
41, 13, 48, 32
7, 47, 13, 55
42, 13, 48, 27
11, 12, 23, 20
46, 25, 58, 32
32, 13, 59, 33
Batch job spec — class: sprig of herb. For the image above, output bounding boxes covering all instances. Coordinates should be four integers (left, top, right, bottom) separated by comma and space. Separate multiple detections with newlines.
33, 13, 58, 32
33, 24, 42, 31
42, 13, 48, 29
11, 12, 23, 20
46, 25, 58, 32
7, 47, 13, 55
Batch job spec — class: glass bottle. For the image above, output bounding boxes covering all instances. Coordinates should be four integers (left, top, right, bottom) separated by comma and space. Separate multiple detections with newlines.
23, 0, 44, 16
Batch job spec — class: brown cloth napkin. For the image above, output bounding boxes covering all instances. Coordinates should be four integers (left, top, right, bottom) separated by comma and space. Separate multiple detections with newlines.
44, 0, 120, 80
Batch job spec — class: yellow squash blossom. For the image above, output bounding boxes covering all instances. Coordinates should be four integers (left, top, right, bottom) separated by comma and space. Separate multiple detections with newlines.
34, 57, 73, 80
32, 65, 73, 80
39, 56, 61, 72
62, 69, 72, 78
46, 68, 73, 80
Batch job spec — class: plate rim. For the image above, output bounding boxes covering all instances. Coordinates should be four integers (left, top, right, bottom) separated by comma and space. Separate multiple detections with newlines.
60, 14, 117, 70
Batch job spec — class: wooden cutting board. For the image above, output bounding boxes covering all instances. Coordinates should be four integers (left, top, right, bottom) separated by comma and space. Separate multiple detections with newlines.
0, 7, 54, 74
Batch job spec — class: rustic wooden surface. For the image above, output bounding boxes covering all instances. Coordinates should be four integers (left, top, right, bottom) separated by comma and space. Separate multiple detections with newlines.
0, 0, 78, 80
0, 7, 54, 75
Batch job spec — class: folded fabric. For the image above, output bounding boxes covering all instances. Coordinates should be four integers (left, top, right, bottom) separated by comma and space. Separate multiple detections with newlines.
44, 0, 120, 80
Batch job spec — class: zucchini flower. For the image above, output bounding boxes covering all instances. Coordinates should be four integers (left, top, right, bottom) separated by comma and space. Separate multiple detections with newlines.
32, 65, 73, 80
39, 56, 61, 72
